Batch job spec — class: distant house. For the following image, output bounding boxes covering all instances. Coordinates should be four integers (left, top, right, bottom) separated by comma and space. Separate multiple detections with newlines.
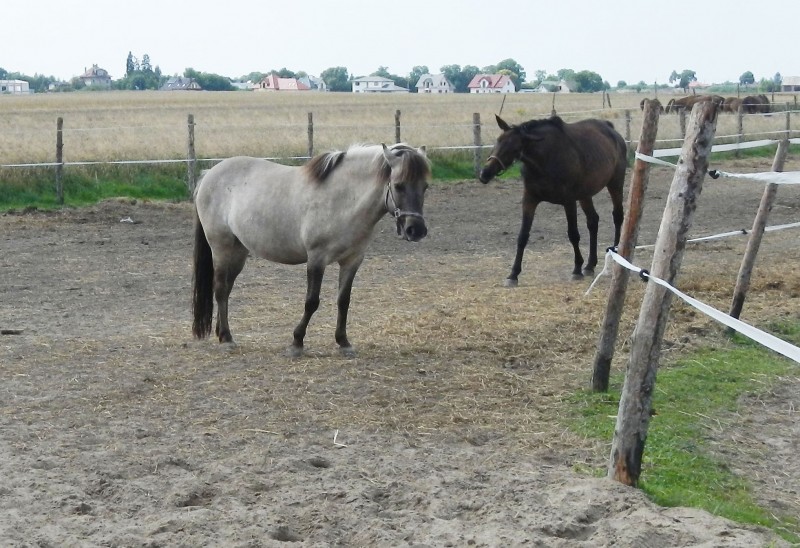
781, 76, 800, 92
231, 81, 256, 91
79, 64, 112, 88
532, 79, 572, 93
415, 73, 454, 94
257, 74, 310, 91
351, 76, 409, 93
160, 77, 202, 91
0, 79, 31, 94
298, 75, 327, 91
467, 74, 515, 94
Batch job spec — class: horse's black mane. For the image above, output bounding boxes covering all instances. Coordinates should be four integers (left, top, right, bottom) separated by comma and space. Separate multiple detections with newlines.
304, 144, 429, 184
517, 116, 564, 134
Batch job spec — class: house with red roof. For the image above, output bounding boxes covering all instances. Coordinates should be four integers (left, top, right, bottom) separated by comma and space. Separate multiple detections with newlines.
257, 74, 310, 91
467, 74, 515, 94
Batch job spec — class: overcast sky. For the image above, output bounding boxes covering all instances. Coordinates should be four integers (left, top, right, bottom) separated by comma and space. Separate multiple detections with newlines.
4, 0, 796, 86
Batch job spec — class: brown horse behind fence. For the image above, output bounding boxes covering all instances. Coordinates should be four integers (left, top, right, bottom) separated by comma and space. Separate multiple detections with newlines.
478, 115, 627, 286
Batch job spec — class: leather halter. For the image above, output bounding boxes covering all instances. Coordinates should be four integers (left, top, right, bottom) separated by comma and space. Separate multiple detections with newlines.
385, 181, 424, 235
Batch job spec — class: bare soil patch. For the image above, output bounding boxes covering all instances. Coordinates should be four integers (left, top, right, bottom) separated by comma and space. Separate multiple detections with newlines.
1, 156, 799, 546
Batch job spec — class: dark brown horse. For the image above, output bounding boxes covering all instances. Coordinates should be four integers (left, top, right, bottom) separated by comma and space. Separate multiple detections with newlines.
742, 94, 770, 114
479, 115, 627, 286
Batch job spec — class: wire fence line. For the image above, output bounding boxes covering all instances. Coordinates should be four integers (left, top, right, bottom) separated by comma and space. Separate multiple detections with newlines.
2, 105, 799, 204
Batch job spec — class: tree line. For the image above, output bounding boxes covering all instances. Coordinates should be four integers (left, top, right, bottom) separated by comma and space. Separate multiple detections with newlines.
0, 54, 786, 94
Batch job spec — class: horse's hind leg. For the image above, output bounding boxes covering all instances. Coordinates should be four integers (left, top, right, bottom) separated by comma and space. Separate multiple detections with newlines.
335, 254, 365, 357
213, 245, 248, 343
564, 201, 585, 279
291, 261, 326, 357
579, 198, 600, 274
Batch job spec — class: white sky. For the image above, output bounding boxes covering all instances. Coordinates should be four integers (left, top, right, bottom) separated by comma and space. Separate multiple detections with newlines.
4, 0, 796, 85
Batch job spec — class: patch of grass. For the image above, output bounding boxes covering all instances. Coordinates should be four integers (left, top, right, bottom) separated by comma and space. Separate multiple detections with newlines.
568, 329, 800, 543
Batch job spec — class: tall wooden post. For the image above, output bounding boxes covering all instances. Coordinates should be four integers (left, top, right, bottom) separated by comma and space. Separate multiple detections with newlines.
679, 109, 687, 137
187, 114, 197, 196
591, 100, 661, 392
307, 112, 314, 158
729, 139, 789, 319
735, 104, 744, 158
609, 101, 719, 487
55, 117, 64, 205
473, 113, 482, 177
395, 109, 401, 144
624, 109, 632, 156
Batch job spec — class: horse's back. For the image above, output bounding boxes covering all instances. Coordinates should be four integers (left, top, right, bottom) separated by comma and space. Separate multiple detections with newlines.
195, 156, 309, 263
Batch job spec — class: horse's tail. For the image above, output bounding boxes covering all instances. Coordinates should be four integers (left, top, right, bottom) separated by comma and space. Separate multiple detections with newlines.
665, 99, 675, 113
192, 210, 214, 339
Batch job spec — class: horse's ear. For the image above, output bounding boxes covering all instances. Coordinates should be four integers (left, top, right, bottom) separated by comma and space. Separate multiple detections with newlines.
381, 143, 401, 169
418, 145, 427, 156
495, 115, 511, 131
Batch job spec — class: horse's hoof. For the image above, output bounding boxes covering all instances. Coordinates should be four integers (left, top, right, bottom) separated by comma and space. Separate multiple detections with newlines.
583, 268, 595, 276
339, 346, 357, 358
504, 278, 519, 288
288, 345, 303, 358
571, 272, 585, 281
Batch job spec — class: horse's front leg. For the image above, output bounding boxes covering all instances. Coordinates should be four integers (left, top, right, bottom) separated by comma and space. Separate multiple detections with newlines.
335, 254, 365, 358
291, 262, 325, 358
507, 196, 539, 287
564, 201, 585, 279
579, 198, 600, 275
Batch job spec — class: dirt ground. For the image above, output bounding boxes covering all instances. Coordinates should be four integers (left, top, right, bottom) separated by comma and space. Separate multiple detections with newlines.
1, 155, 799, 547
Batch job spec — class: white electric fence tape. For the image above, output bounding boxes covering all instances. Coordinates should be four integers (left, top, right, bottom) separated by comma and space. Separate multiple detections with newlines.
586, 250, 800, 364
636, 152, 800, 184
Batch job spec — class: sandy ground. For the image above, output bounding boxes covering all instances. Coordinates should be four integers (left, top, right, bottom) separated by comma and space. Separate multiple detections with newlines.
1, 155, 799, 546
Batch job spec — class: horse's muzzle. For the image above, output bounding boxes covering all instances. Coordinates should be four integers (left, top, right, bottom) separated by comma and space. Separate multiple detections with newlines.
402, 218, 428, 242
478, 167, 495, 184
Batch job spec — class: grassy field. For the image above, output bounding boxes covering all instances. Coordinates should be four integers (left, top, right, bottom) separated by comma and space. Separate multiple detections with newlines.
1, 90, 798, 164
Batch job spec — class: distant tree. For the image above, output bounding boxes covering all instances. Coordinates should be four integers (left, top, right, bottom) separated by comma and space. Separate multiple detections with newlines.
141, 54, 152, 73
408, 65, 429, 92
573, 70, 605, 92
371, 66, 391, 79
669, 69, 696, 92
440, 64, 479, 93
241, 72, 266, 83
320, 66, 350, 91
125, 52, 135, 76
617, 80, 627, 89
739, 71, 755, 86
773, 72, 782, 87
188, 70, 234, 91
557, 68, 576, 83
494, 58, 526, 88
274, 67, 295, 78
534, 69, 547, 85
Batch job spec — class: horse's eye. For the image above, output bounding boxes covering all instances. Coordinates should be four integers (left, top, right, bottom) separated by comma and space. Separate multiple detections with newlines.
393, 182, 406, 193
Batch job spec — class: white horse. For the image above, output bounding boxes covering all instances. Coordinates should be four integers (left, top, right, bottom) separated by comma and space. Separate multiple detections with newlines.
192, 143, 430, 357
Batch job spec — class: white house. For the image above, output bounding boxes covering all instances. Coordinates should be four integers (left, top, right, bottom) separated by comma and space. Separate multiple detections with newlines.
533, 79, 572, 93
79, 64, 112, 88
467, 74, 515, 94
351, 76, 409, 93
0, 79, 31, 94
781, 76, 800, 92
415, 73, 454, 94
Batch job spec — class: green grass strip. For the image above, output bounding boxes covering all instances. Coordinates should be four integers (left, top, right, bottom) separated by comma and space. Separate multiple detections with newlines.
569, 321, 800, 542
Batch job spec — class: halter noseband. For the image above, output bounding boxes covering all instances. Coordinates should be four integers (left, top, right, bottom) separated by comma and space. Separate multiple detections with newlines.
486, 154, 513, 175
385, 182, 425, 235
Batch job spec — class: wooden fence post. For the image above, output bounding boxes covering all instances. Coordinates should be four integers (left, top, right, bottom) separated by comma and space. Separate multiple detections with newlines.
55, 117, 64, 205
679, 109, 687, 137
307, 112, 314, 158
187, 114, 197, 196
735, 104, 744, 158
608, 101, 719, 487
395, 110, 401, 144
473, 113, 482, 177
624, 109, 632, 155
591, 99, 662, 392
729, 139, 789, 320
